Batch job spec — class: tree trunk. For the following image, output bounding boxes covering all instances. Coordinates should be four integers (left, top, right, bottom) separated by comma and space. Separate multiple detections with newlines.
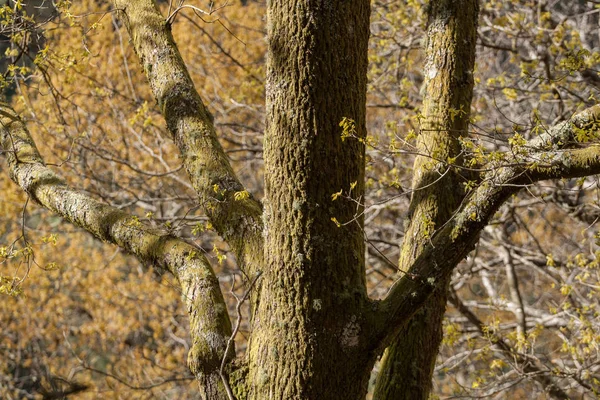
245, 0, 375, 398
374, 1, 479, 398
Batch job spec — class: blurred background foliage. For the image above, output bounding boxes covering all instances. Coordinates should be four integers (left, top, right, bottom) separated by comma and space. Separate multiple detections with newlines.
1, 0, 599, 398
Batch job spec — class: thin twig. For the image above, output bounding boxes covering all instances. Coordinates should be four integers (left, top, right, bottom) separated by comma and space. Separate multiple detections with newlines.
167, 1, 231, 25
219, 271, 262, 400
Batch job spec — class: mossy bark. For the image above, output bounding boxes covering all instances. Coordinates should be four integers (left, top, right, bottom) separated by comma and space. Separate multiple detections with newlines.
374, 1, 478, 398
0, 103, 233, 399
113, 0, 264, 278
245, 0, 375, 398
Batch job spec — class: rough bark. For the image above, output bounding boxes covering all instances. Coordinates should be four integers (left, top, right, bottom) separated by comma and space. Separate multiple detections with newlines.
374, 1, 478, 398
0, 103, 233, 400
112, 0, 263, 278
245, 0, 375, 398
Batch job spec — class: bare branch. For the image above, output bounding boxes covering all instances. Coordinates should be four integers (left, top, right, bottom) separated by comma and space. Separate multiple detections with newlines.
448, 291, 570, 400
219, 272, 261, 400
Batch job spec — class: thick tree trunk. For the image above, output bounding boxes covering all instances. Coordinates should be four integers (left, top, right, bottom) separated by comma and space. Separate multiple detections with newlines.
374, 1, 479, 398
245, 0, 374, 398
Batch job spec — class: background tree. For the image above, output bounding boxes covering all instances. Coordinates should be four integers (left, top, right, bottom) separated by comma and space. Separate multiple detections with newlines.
1, 0, 600, 399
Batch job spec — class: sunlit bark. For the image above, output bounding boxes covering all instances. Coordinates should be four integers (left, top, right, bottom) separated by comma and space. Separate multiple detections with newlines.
113, 0, 263, 279
0, 102, 233, 399
245, 0, 375, 397
375, 1, 478, 398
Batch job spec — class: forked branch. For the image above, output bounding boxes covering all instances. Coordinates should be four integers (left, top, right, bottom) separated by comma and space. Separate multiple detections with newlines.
372, 106, 600, 351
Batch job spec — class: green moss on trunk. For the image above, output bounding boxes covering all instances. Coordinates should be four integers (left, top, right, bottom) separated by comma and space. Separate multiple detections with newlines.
374, 1, 479, 399
245, 0, 375, 398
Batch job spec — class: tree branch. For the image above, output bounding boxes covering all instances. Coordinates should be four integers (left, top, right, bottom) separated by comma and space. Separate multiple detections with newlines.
112, 0, 263, 277
371, 105, 600, 352
448, 291, 571, 400
0, 103, 233, 400
527, 104, 600, 150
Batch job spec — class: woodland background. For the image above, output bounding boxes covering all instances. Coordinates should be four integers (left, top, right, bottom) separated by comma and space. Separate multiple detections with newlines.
1, 0, 600, 398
